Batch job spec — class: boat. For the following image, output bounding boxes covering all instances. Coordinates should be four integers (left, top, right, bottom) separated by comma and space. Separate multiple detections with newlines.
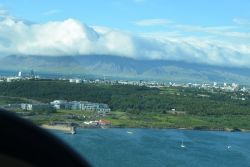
127, 131, 133, 134
181, 140, 186, 148
227, 145, 231, 149
70, 127, 76, 135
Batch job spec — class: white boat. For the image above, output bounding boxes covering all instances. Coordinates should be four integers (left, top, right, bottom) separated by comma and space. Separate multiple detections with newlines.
70, 127, 76, 135
181, 140, 186, 148
127, 131, 133, 134
227, 145, 231, 149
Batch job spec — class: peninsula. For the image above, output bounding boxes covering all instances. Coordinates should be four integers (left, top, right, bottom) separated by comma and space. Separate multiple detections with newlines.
0, 79, 250, 131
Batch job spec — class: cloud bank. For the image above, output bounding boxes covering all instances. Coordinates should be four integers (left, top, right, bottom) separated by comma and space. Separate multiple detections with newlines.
0, 14, 250, 68
233, 18, 250, 26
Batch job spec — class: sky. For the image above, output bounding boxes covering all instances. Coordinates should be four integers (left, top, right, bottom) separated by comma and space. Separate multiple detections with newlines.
0, 0, 250, 68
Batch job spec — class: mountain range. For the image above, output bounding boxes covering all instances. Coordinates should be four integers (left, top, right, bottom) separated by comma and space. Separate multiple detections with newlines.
0, 55, 250, 84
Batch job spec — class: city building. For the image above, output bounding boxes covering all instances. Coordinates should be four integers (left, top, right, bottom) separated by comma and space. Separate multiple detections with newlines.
50, 100, 111, 113
21, 103, 54, 111
50, 100, 67, 109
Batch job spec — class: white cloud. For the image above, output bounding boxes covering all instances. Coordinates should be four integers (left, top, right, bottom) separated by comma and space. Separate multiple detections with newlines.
134, 19, 250, 41
0, 8, 8, 16
0, 8, 14, 20
134, 19, 171, 26
233, 18, 250, 25
0, 16, 250, 68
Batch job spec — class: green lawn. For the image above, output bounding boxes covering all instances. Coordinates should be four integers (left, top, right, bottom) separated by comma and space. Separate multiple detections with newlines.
105, 111, 250, 130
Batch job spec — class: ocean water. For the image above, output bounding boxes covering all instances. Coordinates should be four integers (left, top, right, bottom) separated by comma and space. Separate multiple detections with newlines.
53, 128, 250, 167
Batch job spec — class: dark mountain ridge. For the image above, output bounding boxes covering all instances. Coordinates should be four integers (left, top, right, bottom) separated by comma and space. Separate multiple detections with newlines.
1, 55, 250, 84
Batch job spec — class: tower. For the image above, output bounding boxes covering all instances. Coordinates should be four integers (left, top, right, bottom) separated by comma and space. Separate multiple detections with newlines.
30, 70, 35, 78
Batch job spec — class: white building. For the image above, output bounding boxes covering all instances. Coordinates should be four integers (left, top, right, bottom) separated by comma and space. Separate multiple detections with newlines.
232, 83, 239, 89
69, 79, 82, 84
21, 103, 54, 111
75, 79, 82, 83
50, 100, 111, 113
18, 71, 22, 77
50, 100, 67, 109
21, 103, 33, 111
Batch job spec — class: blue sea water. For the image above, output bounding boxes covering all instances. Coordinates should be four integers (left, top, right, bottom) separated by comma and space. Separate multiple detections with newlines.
53, 128, 250, 167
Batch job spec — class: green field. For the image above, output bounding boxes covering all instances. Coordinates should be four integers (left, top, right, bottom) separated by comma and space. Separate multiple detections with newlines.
105, 111, 250, 130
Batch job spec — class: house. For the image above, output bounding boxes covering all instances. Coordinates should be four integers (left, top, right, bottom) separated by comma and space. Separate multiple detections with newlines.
21, 103, 33, 111
50, 100, 67, 110
49, 100, 111, 113
69, 101, 81, 110
21, 103, 54, 112
75, 79, 82, 83
80, 101, 111, 113
80, 101, 99, 111
96, 103, 111, 113
98, 119, 110, 126
69, 79, 82, 83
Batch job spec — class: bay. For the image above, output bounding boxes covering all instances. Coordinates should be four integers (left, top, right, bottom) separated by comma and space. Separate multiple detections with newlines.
53, 128, 250, 167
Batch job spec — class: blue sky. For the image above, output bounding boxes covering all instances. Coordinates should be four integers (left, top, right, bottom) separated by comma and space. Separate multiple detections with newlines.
1, 0, 250, 30
0, 0, 250, 67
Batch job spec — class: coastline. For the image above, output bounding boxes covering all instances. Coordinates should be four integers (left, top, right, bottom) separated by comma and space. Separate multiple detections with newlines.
40, 122, 250, 133
107, 125, 250, 133
41, 124, 73, 133
40, 123, 250, 133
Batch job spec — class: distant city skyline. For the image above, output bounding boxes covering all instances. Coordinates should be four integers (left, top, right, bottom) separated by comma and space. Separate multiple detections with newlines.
0, 0, 250, 68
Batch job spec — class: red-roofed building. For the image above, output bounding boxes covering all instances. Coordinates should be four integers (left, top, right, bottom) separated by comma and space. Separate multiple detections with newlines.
98, 120, 110, 126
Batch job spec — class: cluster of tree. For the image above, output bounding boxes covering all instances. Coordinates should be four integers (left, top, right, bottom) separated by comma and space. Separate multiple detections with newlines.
0, 80, 249, 116
0, 96, 28, 105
